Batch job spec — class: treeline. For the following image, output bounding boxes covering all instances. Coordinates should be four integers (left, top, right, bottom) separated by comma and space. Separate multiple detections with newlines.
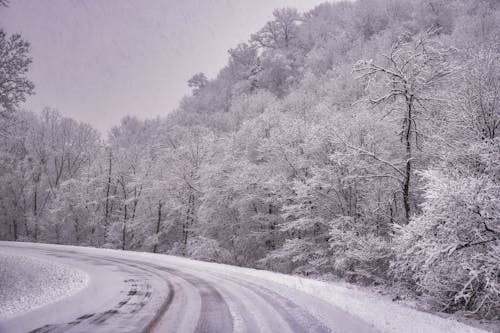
0, 0, 498, 319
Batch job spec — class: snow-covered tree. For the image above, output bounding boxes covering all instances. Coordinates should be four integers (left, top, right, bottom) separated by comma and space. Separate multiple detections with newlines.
393, 44, 499, 318
354, 27, 457, 223
0, 30, 34, 135
393, 164, 499, 318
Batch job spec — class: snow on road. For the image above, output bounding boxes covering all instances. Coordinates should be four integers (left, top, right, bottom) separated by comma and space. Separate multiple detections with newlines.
0, 242, 494, 333
0, 250, 88, 319
128, 249, 493, 333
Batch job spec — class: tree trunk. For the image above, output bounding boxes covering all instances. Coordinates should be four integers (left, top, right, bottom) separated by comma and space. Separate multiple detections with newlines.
104, 150, 112, 243
33, 187, 38, 240
153, 201, 162, 253
183, 193, 194, 255
122, 201, 128, 250
74, 217, 80, 244
12, 219, 17, 241
402, 95, 413, 224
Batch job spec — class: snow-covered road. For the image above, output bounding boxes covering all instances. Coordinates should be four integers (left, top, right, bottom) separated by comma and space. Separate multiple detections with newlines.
0, 242, 490, 333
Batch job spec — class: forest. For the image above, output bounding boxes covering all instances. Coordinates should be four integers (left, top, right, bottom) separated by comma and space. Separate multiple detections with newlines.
0, 0, 499, 320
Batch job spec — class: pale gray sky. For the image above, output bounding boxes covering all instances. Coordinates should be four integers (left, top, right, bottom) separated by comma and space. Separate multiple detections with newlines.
0, 0, 324, 133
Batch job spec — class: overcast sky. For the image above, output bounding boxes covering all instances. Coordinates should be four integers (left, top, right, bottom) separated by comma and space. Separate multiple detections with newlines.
0, 0, 324, 134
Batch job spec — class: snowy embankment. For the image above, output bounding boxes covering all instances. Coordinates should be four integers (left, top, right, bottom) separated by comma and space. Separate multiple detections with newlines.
128, 251, 495, 333
0, 250, 89, 318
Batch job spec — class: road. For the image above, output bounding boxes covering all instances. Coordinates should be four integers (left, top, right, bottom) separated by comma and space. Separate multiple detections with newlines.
0, 243, 377, 333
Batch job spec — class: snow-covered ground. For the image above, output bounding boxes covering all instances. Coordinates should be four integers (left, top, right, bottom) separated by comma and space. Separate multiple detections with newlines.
0, 242, 496, 333
127, 250, 495, 333
0, 250, 89, 318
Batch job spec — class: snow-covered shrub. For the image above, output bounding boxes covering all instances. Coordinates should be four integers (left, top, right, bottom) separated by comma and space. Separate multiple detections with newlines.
329, 217, 392, 285
104, 221, 126, 249
185, 236, 235, 265
393, 169, 500, 319
259, 238, 330, 275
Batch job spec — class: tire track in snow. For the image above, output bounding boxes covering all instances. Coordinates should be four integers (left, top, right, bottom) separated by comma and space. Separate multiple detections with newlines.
25, 252, 174, 333
109, 258, 235, 333
1, 244, 375, 333
210, 272, 331, 333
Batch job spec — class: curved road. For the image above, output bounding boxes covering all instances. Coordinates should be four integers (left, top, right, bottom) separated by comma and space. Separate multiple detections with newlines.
0, 243, 377, 333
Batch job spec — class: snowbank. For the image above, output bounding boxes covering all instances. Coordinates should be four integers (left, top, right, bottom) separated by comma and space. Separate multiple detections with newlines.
231, 269, 492, 333
0, 251, 89, 318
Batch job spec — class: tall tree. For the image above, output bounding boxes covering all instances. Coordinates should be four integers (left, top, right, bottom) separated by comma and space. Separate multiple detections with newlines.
251, 7, 302, 49
0, 30, 34, 135
353, 27, 456, 223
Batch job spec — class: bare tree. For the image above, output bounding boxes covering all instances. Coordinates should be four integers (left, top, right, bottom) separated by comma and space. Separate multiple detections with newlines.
0, 30, 34, 135
353, 27, 456, 223
251, 7, 302, 49
455, 47, 500, 141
